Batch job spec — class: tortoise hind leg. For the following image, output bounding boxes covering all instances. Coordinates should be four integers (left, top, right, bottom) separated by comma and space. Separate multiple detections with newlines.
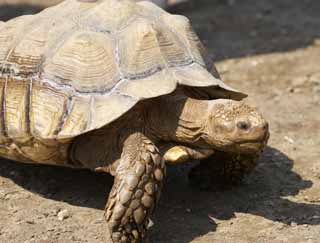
188, 151, 259, 190
106, 132, 165, 243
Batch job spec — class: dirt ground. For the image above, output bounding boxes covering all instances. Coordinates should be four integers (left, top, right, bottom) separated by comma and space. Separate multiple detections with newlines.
0, 0, 319, 242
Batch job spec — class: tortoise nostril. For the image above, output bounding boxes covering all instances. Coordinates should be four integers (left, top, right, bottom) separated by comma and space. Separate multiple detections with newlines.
237, 121, 251, 131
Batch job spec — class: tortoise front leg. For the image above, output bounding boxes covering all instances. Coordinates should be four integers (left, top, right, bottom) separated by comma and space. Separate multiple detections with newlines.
106, 132, 165, 243
188, 151, 260, 189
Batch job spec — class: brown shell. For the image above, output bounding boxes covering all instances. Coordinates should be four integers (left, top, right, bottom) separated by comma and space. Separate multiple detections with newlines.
0, 0, 246, 140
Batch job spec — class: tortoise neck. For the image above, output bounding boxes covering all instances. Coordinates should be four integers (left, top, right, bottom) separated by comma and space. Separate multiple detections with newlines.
145, 95, 209, 145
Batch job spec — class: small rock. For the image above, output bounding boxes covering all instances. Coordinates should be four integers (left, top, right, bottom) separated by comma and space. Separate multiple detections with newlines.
287, 87, 301, 93
26, 220, 35, 225
208, 214, 216, 223
46, 227, 55, 232
312, 85, 320, 94
57, 209, 70, 221
284, 136, 295, 144
290, 222, 298, 227
309, 74, 320, 85
292, 76, 308, 87
313, 39, 320, 46
275, 222, 286, 230
94, 219, 103, 224
250, 60, 259, 66
51, 208, 61, 216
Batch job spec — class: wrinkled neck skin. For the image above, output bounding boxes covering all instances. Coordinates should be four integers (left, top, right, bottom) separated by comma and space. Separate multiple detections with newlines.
145, 95, 211, 148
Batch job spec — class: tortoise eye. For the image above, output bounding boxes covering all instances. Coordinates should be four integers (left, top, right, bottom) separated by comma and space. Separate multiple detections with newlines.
237, 121, 251, 131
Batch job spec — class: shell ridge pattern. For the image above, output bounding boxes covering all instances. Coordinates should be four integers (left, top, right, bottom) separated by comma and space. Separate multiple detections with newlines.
41, 7, 95, 72
0, 78, 6, 139
86, 95, 95, 131
1, 77, 8, 138
155, 18, 194, 67
0, 16, 35, 75
0, 3, 68, 75
160, 14, 213, 70
25, 79, 32, 136
0, 0, 80, 77
161, 15, 203, 68
117, 18, 169, 80
54, 95, 75, 136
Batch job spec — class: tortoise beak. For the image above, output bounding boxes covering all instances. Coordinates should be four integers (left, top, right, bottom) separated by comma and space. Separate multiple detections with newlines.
238, 129, 269, 154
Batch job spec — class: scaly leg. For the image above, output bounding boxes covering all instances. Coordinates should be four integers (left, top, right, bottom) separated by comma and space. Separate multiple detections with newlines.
106, 132, 165, 243
189, 151, 260, 189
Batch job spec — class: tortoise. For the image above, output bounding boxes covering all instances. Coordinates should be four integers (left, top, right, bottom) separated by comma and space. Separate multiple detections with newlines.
0, 0, 269, 242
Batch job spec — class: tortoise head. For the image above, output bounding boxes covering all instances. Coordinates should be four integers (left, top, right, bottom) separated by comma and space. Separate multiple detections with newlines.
146, 95, 268, 155
202, 99, 269, 154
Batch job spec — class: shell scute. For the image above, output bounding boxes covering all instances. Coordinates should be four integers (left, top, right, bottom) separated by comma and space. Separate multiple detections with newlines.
44, 31, 119, 93
58, 95, 91, 138
117, 69, 176, 99
161, 14, 212, 69
84, 0, 139, 32
7, 24, 48, 76
118, 18, 166, 79
4, 78, 30, 142
30, 82, 70, 138
156, 24, 192, 67
0, 15, 33, 67
89, 93, 138, 132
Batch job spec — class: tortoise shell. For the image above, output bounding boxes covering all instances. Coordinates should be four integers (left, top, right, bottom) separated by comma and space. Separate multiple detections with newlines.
0, 0, 246, 140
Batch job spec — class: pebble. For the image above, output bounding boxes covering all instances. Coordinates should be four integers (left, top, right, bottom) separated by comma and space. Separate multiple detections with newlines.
275, 222, 286, 230
57, 210, 70, 221
309, 74, 320, 85
290, 222, 298, 227
52, 208, 61, 216
284, 136, 295, 144
292, 76, 308, 87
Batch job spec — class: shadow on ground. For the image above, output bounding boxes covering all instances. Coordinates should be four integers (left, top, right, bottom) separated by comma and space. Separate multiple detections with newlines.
0, 146, 319, 243
171, 0, 320, 61
0, 4, 42, 21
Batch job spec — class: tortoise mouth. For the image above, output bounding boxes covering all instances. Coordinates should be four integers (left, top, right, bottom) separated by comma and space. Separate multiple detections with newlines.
237, 132, 269, 154
238, 142, 266, 154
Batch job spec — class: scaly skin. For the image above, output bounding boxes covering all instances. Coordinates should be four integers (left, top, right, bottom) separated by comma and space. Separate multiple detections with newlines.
69, 92, 269, 242
105, 132, 165, 243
